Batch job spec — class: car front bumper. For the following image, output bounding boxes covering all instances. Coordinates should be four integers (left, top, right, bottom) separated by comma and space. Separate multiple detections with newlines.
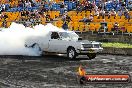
77, 48, 103, 54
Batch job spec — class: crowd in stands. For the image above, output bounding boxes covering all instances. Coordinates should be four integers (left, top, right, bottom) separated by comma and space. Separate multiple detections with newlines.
73, 0, 131, 20
0, 0, 132, 33
0, 0, 63, 27
61, 0, 132, 33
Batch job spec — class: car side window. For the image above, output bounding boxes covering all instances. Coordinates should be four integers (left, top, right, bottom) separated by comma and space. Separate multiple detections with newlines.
51, 32, 60, 39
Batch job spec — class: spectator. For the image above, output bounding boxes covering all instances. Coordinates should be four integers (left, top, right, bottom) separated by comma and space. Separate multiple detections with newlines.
19, 16, 25, 24
0, 11, 1, 17
62, 14, 67, 22
80, 14, 93, 23
25, 10, 30, 17
34, 10, 40, 18
99, 9, 105, 18
38, 6, 44, 16
121, 2, 126, 11
127, 1, 132, 11
45, 13, 50, 21
88, 14, 94, 22
79, 16, 89, 23
94, 9, 99, 16
25, 0, 32, 8
1, 4, 6, 12
30, 10, 36, 17
30, 16, 35, 26
87, 1, 94, 12
64, 4, 68, 12
36, 15, 41, 24
2, 13, 8, 19
1, 13, 8, 27
21, 10, 26, 17
112, 0, 118, 10
25, 18, 32, 27
48, 2, 53, 11
0, 5, 2, 13
98, 19, 108, 33
98, 3, 102, 10
117, 9, 123, 17
65, 15, 71, 22
62, 21, 68, 30
41, 5, 47, 12
83, 1, 89, 10
124, 10, 130, 20
76, 6, 82, 13
109, 9, 116, 17
60, 2, 65, 15
93, 4, 98, 12
112, 22, 119, 33
18, 0, 24, 8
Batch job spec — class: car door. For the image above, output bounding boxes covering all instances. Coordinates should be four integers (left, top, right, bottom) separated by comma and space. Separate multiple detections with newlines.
48, 32, 72, 53
47, 32, 61, 53
57, 32, 70, 53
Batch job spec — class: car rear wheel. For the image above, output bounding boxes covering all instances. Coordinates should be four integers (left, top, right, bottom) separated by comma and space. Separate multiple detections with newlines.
32, 43, 42, 56
67, 47, 76, 59
87, 53, 96, 59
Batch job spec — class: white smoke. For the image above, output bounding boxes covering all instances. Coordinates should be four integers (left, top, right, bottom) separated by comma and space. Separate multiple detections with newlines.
0, 22, 63, 56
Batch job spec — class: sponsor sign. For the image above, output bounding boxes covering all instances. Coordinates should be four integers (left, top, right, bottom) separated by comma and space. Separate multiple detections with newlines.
77, 66, 131, 84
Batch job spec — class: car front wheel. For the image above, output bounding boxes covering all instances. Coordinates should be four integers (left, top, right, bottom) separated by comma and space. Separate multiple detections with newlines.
67, 47, 77, 59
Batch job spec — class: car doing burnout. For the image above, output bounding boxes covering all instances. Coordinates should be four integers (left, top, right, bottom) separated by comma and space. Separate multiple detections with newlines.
25, 30, 103, 59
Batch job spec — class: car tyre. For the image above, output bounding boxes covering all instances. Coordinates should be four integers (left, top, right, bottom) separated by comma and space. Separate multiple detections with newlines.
32, 43, 42, 56
67, 47, 76, 59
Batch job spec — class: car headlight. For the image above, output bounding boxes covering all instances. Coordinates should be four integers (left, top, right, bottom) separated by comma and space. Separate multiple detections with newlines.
80, 45, 84, 50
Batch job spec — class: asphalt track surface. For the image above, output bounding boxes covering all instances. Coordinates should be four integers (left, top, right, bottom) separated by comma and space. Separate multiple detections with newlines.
0, 54, 132, 88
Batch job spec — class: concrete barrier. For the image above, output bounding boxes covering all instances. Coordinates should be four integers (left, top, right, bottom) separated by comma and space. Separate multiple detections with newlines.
100, 47, 132, 56
78, 33, 132, 44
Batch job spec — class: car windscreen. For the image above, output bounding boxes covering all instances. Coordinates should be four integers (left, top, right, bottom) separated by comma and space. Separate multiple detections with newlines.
59, 32, 79, 40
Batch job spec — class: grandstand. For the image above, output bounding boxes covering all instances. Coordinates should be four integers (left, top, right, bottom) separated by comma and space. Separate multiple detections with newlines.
0, 0, 132, 34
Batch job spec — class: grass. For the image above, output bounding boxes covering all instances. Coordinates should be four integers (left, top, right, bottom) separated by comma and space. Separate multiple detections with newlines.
102, 42, 132, 48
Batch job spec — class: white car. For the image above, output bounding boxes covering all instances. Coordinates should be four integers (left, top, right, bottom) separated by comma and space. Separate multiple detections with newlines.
25, 30, 103, 59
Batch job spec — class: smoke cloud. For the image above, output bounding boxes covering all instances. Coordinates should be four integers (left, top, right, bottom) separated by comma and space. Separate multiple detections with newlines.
0, 22, 62, 56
